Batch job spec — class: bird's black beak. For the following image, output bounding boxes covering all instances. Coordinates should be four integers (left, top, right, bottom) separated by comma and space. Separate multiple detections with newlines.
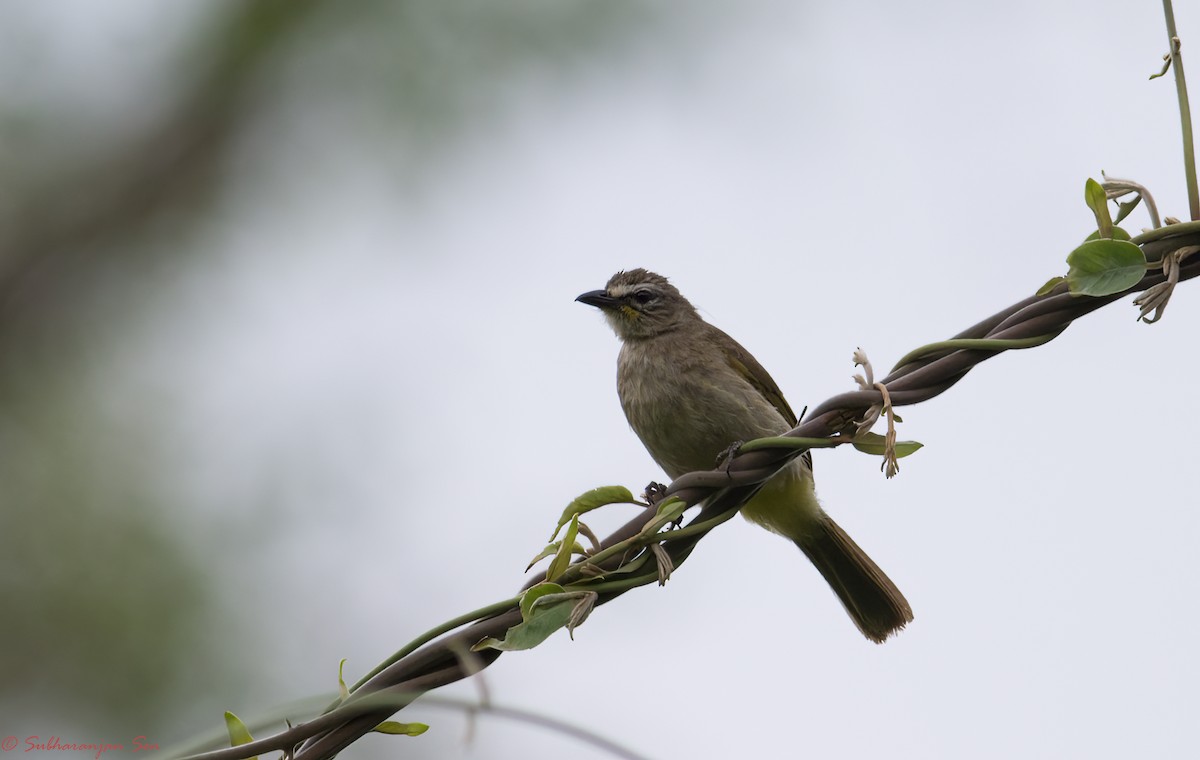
576, 289, 618, 309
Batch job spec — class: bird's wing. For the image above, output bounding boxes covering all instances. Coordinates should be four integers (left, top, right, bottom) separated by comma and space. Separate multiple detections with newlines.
711, 324, 813, 471
711, 325, 799, 427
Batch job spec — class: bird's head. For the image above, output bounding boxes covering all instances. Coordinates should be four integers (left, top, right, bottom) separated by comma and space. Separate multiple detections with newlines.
576, 269, 699, 341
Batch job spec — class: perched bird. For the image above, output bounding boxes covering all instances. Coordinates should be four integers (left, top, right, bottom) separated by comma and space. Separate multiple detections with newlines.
577, 269, 912, 643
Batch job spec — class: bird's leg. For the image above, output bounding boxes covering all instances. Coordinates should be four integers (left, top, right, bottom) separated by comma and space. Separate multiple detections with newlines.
716, 440, 744, 477
642, 481, 685, 530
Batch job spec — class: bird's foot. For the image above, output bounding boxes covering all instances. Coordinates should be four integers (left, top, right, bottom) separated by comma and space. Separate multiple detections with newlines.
642, 481, 668, 506
716, 440, 745, 476
642, 481, 684, 529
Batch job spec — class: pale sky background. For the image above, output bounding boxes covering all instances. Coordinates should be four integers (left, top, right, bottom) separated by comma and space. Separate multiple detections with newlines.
3, 2, 1198, 760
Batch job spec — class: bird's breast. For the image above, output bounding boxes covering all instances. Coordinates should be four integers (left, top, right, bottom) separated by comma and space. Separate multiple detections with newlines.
616, 339, 789, 479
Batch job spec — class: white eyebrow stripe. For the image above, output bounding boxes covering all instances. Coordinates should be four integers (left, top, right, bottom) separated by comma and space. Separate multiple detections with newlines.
609, 283, 661, 298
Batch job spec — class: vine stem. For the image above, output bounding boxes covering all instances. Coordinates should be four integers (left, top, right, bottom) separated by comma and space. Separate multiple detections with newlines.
347, 596, 520, 693
1162, 0, 1199, 220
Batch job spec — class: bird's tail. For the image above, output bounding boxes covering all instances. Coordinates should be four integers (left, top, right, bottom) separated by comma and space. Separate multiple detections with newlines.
794, 517, 913, 643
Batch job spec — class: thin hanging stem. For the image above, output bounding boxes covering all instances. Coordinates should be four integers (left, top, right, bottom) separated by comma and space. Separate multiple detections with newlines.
1162, 0, 1199, 220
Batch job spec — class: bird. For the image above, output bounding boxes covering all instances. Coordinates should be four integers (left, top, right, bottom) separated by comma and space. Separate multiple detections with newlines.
576, 268, 912, 643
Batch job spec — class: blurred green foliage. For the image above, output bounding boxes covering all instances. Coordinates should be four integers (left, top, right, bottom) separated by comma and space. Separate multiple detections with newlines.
0, 0, 662, 739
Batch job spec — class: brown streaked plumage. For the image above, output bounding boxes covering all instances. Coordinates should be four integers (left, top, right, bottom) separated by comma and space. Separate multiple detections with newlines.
577, 268, 912, 643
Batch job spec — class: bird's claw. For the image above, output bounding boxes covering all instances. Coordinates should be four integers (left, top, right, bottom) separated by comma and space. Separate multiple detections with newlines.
716, 440, 745, 475
642, 481, 668, 506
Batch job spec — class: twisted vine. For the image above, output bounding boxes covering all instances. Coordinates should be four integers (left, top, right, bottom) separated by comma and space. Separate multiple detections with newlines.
168, 220, 1200, 760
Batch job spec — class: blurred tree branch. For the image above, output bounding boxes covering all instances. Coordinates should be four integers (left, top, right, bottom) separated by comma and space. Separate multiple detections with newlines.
0, 0, 668, 738
0, 0, 320, 340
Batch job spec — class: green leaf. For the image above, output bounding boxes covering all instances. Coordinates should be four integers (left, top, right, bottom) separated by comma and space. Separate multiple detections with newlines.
852, 433, 923, 458
1036, 276, 1067, 296
550, 486, 635, 540
224, 711, 257, 760
1065, 238, 1147, 296
373, 721, 429, 736
1113, 194, 1141, 225
546, 516, 579, 581
473, 593, 580, 651
526, 543, 557, 572
655, 496, 687, 524
1083, 226, 1132, 241
636, 496, 688, 540
1084, 177, 1113, 239
519, 582, 565, 620
337, 658, 350, 701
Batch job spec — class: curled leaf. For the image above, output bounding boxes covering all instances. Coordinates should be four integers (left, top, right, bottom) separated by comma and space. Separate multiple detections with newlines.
1113, 195, 1141, 225
519, 582, 566, 620
566, 591, 598, 639
576, 521, 602, 553
649, 544, 673, 586
337, 658, 350, 701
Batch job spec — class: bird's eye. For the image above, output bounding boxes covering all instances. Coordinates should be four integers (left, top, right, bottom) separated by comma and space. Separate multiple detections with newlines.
632, 289, 655, 305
